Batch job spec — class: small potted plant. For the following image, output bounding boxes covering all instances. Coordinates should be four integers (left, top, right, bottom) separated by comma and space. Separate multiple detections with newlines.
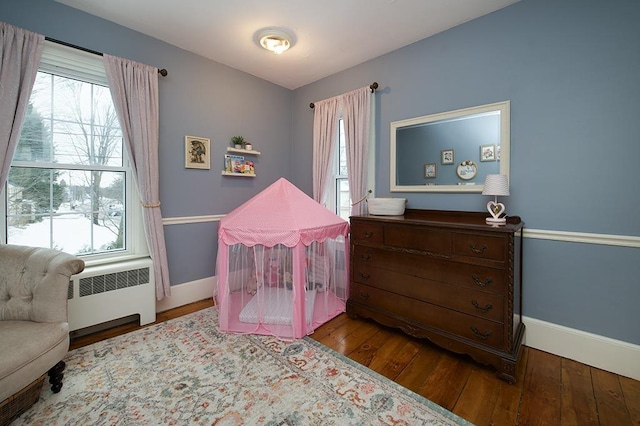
244, 141, 253, 151
230, 135, 245, 149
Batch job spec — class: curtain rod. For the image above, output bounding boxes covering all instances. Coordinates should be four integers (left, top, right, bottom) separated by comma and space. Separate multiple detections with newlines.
45, 37, 168, 77
309, 82, 378, 109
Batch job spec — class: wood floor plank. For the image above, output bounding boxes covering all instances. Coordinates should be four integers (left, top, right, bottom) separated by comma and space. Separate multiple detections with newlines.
592, 368, 632, 425
395, 344, 444, 393
517, 348, 562, 425
345, 327, 395, 367
561, 358, 598, 425
315, 316, 380, 355
489, 346, 528, 426
453, 366, 500, 425
367, 333, 420, 381
416, 353, 473, 411
309, 312, 352, 341
619, 375, 640, 425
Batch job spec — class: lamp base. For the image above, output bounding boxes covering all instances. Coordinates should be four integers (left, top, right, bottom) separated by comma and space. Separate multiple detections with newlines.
486, 217, 507, 225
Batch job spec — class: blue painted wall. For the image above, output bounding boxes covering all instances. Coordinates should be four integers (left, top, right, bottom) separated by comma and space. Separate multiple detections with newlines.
291, 0, 640, 345
1, 0, 294, 286
3, 0, 639, 345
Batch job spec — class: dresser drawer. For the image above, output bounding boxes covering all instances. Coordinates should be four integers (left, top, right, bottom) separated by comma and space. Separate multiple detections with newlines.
384, 224, 451, 255
453, 233, 507, 261
352, 245, 505, 294
351, 222, 384, 245
351, 283, 504, 349
352, 264, 504, 322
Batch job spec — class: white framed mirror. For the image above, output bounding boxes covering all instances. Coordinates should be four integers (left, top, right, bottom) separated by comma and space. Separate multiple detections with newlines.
390, 100, 510, 193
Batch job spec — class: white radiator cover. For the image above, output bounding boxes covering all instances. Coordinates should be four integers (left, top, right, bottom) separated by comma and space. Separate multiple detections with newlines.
68, 258, 156, 332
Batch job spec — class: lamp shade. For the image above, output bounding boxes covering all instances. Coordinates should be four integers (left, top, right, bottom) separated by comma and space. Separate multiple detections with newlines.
482, 174, 510, 196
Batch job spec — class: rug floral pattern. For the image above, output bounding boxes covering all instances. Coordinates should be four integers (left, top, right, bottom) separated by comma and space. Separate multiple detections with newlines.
19, 308, 470, 425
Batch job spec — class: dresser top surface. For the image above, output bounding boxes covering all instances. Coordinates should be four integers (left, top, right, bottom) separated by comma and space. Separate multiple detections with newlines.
351, 209, 523, 233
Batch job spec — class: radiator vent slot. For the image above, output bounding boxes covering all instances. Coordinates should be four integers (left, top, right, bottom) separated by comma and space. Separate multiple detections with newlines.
75, 267, 150, 298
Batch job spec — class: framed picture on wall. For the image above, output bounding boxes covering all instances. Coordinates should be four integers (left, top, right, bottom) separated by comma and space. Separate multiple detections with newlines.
441, 149, 454, 165
424, 163, 437, 178
185, 135, 210, 169
480, 144, 496, 162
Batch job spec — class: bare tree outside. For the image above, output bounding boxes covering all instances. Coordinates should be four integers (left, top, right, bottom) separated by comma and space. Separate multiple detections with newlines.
57, 78, 123, 227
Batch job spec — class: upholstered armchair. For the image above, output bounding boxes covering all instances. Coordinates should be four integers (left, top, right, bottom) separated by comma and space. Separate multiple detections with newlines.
0, 244, 85, 425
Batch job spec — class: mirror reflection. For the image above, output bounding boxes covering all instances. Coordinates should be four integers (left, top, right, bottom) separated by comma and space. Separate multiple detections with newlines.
390, 101, 510, 193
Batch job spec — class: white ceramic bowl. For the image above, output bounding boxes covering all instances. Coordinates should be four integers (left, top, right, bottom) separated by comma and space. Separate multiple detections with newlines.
367, 198, 406, 216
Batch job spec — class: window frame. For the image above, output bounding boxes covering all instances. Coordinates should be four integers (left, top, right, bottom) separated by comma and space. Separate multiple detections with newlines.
1, 41, 148, 266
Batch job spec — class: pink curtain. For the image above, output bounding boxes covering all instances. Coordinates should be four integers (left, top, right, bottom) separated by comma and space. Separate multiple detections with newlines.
103, 54, 171, 300
312, 97, 340, 205
0, 22, 44, 190
342, 86, 371, 216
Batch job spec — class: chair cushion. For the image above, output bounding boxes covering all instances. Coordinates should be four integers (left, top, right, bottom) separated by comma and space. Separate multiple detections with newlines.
0, 321, 69, 401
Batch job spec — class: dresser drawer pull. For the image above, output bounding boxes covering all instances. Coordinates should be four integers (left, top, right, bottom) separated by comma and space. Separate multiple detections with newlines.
358, 272, 371, 280
471, 274, 493, 288
359, 291, 370, 299
471, 300, 493, 313
363, 231, 375, 238
471, 326, 492, 340
469, 243, 488, 254
359, 254, 371, 261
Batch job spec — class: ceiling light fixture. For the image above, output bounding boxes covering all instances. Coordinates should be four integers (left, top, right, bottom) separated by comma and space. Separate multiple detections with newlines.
254, 28, 295, 55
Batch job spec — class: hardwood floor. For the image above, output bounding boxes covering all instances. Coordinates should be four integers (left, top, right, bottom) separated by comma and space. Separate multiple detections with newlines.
70, 299, 640, 425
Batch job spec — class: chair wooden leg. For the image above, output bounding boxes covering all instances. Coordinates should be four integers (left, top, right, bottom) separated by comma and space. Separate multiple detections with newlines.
48, 361, 65, 393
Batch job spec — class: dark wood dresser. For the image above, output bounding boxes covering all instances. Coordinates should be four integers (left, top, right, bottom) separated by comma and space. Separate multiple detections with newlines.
347, 209, 524, 383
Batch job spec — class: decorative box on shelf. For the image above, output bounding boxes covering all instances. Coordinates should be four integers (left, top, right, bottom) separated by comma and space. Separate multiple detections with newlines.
223, 148, 259, 177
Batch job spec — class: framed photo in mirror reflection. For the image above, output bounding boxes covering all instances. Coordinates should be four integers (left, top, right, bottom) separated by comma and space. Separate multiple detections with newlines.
480, 144, 496, 162
441, 149, 454, 165
424, 163, 437, 178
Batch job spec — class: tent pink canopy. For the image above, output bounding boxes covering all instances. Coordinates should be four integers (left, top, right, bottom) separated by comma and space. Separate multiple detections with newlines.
219, 177, 349, 247
216, 177, 350, 339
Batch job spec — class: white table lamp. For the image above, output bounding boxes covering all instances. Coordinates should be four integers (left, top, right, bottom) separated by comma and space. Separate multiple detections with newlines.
482, 174, 510, 224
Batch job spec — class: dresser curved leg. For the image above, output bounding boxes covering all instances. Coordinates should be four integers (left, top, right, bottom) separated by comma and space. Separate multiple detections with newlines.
498, 358, 517, 384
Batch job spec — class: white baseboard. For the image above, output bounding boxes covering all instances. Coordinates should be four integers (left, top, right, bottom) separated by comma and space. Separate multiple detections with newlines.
523, 316, 640, 381
156, 276, 216, 313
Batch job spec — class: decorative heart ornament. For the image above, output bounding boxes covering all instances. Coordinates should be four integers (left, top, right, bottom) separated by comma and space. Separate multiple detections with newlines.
487, 201, 505, 221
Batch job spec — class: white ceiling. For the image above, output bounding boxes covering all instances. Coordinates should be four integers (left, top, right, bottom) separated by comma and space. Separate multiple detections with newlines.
55, 0, 518, 90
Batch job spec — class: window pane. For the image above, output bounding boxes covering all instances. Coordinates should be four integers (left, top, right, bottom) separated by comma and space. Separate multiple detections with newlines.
336, 178, 350, 221
338, 119, 347, 176
6, 167, 125, 255
16, 72, 124, 167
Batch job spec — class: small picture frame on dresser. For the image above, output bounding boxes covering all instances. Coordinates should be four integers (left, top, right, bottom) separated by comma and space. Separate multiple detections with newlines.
424, 163, 437, 178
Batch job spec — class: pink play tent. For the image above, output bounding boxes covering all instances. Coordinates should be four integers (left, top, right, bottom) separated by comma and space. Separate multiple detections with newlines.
215, 178, 350, 340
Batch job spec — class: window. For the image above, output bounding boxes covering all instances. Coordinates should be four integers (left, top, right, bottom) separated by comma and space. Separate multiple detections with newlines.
2, 42, 144, 260
334, 119, 350, 221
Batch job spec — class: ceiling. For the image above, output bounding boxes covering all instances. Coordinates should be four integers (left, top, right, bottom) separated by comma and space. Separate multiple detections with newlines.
55, 0, 518, 90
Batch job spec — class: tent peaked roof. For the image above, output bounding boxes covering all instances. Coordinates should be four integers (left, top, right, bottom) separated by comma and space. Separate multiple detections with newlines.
218, 177, 349, 247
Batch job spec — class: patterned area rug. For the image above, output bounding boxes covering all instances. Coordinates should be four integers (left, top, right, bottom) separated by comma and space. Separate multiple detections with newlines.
19, 307, 470, 425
